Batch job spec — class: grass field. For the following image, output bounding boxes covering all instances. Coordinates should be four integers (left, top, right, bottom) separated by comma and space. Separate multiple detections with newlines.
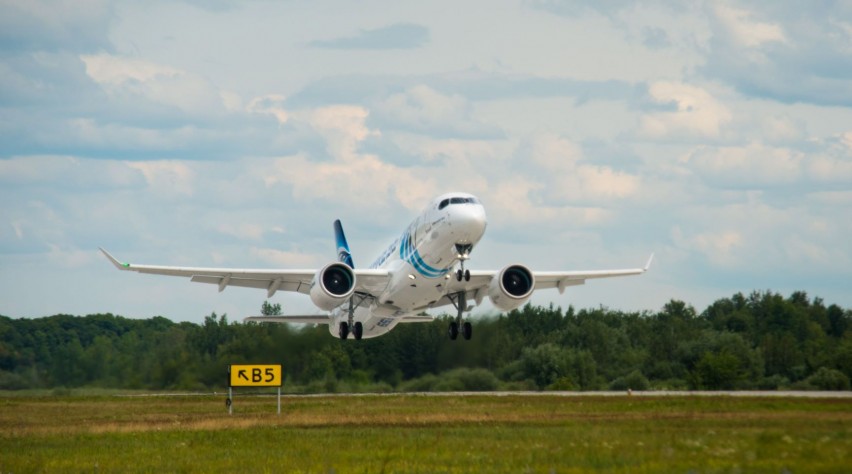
1, 392, 849, 473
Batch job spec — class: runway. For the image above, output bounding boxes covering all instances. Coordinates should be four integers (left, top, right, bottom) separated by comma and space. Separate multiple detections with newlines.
427, 390, 852, 398
120, 390, 852, 398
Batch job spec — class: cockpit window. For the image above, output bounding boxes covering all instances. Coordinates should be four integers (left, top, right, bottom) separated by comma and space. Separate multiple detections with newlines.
440, 196, 479, 210
449, 197, 479, 205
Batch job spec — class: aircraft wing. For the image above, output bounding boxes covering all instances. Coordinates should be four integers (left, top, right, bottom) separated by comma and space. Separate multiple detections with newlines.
430, 254, 653, 310
99, 248, 390, 298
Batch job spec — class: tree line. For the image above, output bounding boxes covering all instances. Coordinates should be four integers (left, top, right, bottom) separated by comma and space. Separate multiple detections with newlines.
1, 290, 850, 392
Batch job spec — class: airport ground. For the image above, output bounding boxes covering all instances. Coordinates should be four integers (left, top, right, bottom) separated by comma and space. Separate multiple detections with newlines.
1, 391, 849, 473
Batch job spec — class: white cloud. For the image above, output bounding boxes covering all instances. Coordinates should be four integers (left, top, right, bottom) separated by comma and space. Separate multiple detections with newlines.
693, 230, 742, 258
687, 142, 802, 188
0, 155, 142, 189
760, 114, 806, 144
713, 4, 786, 48
382, 85, 465, 123
702, 3, 852, 107
640, 82, 732, 138
46, 243, 93, 268
126, 161, 194, 196
486, 178, 612, 227
81, 53, 181, 84
217, 223, 265, 241
808, 154, 852, 183
374, 84, 499, 137
526, 134, 640, 202
304, 105, 380, 161
80, 53, 235, 118
247, 94, 288, 125
528, 133, 583, 171
575, 165, 640, 199
249, 247, 321, 268
687, 138, 852, 190
257, 107, 437, 212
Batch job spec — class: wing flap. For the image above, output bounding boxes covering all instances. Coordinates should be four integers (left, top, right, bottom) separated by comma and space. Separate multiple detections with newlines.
190, 276, 307, 294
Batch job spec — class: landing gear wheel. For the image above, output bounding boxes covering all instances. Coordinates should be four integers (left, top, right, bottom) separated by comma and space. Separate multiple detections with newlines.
462, 322, 472, 340
464, 269, 471, 282
456, 269, 464, 282
353, 322, 364, 340
448, 321, 459, 340
338, 322, 349, 340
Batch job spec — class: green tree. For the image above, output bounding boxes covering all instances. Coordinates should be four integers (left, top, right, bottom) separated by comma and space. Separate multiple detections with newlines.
520, 343, 565, 390
261, 301, 282, 316
694, 351, 744, 390
805, 367, 850, 390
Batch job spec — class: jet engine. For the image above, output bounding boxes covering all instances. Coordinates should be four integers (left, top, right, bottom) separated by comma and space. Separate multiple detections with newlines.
310, 262, 356, 311
488, 264, 535, 311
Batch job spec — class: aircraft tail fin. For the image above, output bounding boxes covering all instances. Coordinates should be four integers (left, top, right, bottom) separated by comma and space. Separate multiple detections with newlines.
333, 219, 354, 268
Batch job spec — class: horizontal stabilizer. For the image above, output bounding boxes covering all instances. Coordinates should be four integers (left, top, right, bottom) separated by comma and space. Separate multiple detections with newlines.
244, 315, 331, 325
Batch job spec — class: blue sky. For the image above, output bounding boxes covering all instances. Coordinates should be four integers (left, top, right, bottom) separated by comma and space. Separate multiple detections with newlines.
1, 0, 851, 322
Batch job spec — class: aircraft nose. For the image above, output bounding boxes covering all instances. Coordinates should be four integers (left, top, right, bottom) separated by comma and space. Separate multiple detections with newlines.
451, 203, 487, 242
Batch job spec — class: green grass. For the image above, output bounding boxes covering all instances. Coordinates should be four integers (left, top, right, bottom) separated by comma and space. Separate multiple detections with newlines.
1, 394, 849, 473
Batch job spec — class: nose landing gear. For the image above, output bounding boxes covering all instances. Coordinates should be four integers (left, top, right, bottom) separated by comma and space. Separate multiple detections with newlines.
455, 268, 471, 282
454, 243, 473, 282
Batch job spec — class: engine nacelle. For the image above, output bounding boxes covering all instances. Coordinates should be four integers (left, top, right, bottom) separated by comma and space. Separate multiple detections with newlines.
309, 262, 356, 311
488, 264, 535, 311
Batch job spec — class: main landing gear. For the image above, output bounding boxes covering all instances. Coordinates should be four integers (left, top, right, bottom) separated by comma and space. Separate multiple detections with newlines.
339, 294, 367, 341
447, 291, 472, 341
338, 321, 363, 340
448, 321, 472, 340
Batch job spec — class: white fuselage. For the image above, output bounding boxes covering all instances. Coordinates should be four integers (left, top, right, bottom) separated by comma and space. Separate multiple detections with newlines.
328, 193, 487, 338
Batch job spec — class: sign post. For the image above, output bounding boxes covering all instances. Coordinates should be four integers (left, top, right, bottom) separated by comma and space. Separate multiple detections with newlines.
227, 364, 283, 415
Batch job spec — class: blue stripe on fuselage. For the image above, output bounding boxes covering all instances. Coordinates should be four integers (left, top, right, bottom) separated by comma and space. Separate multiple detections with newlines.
399, 231, 451, 278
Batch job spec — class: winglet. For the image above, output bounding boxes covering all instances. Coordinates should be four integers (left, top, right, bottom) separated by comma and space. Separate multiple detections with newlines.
644, 253, 655, 272
99, 248, 131, 270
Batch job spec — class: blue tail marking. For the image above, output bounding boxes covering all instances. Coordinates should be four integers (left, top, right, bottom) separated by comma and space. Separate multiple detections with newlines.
333, 219, 355, 268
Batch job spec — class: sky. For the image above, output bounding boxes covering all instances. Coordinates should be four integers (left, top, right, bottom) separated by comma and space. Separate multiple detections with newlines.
1, 0, 851, 323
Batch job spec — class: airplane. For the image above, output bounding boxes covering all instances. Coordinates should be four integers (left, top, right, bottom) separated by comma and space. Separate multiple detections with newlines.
100, 192, 652, 340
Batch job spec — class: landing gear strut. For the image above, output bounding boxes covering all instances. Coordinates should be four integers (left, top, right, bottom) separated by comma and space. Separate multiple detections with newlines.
448, 290, 472, 340
340, 293, 368, 341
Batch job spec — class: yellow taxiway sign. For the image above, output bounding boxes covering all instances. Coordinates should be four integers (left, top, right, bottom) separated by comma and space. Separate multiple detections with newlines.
229, 364, 282, 387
